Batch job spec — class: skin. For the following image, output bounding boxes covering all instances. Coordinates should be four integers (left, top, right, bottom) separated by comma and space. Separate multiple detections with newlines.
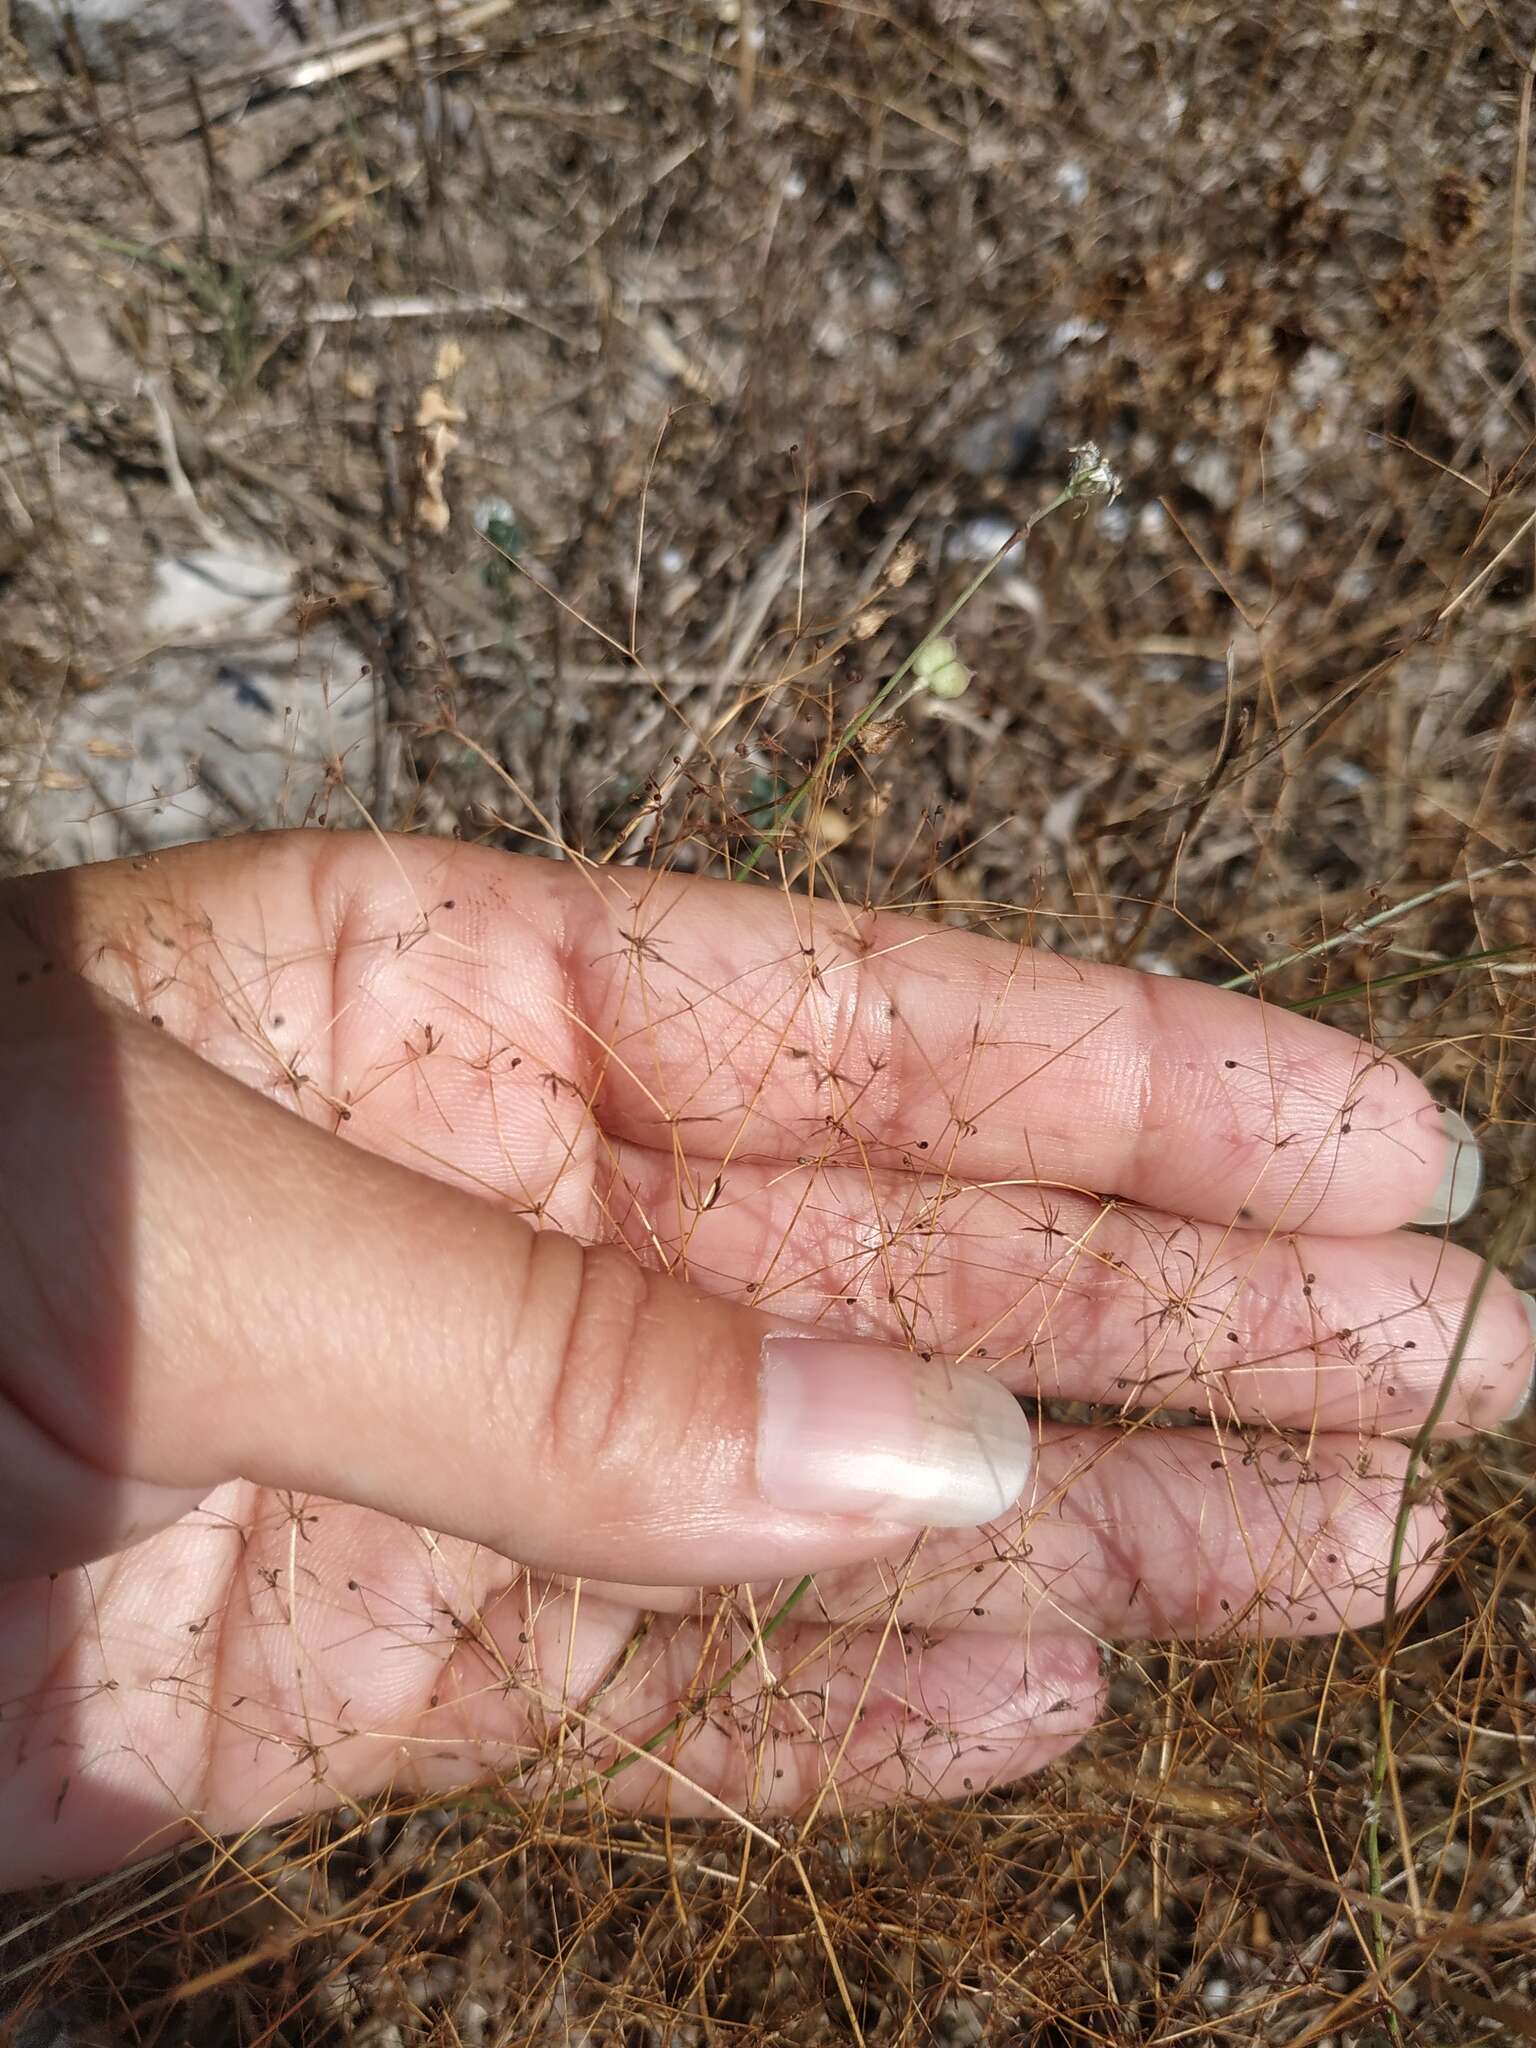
0, 830, 1527, 1890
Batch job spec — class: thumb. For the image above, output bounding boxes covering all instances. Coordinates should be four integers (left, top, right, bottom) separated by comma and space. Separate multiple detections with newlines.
0, 982, 1032, 1582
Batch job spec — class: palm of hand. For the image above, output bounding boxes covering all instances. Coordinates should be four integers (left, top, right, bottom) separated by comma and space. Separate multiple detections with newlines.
1, 833, 1522, 1888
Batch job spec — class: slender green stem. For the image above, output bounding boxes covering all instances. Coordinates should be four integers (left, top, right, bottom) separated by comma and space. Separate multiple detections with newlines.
733, 486, 1076, 879
1281, 944, 1528, 1013
1220, 853, 1536, 994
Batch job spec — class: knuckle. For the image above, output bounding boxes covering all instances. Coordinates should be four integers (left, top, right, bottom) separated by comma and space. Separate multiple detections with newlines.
534, 1235, 660, 1481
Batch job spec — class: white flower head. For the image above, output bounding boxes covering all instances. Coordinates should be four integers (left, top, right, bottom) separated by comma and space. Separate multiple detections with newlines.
1065, 441, 1122, 508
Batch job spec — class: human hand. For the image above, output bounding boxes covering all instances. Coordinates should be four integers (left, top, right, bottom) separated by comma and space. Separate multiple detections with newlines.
0, 831, 1528, 1890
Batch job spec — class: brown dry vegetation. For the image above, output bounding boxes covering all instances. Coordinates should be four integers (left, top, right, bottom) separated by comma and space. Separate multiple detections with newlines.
2, 2, 1536, 2042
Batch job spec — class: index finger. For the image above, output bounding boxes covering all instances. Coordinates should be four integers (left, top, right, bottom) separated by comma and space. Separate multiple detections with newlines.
574, 865, 1471, 1237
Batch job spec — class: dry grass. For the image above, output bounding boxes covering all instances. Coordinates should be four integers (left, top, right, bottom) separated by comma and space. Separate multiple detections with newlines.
2, 1, 1535, 2040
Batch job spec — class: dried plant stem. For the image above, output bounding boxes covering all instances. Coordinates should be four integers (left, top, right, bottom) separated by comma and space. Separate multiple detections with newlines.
577, 1572, 816, 1795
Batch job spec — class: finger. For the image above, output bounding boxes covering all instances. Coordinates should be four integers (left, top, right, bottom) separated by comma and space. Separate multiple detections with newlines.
781, 1424, 1447, 1644
562, 862, 1471, 1237
604, 1149, 1536, 1435
18, 831, 1470, 1236
0, 977, 1036, 1583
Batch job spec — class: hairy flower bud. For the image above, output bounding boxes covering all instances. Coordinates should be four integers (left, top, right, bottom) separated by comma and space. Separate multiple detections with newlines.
1065, 441, 1122, 506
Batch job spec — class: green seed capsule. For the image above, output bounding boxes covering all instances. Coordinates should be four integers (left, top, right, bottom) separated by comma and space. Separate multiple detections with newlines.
913, 635, 960, 683
924, 657, 972, 699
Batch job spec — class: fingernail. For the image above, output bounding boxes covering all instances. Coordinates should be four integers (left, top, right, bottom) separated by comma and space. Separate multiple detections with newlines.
1510, 1294, 1536, 1417
757, 1334, 1033, 1529
1411, 1106, 1482, 1227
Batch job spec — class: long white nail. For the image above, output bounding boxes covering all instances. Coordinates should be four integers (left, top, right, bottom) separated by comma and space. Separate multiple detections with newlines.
1511, 1294, 1536, 1418
1411, 1107, 1482, 1228
757, 1334, 1033, 1530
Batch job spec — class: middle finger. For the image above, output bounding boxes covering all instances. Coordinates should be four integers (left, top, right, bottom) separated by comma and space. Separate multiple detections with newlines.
607, 1147, 1534, 1435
